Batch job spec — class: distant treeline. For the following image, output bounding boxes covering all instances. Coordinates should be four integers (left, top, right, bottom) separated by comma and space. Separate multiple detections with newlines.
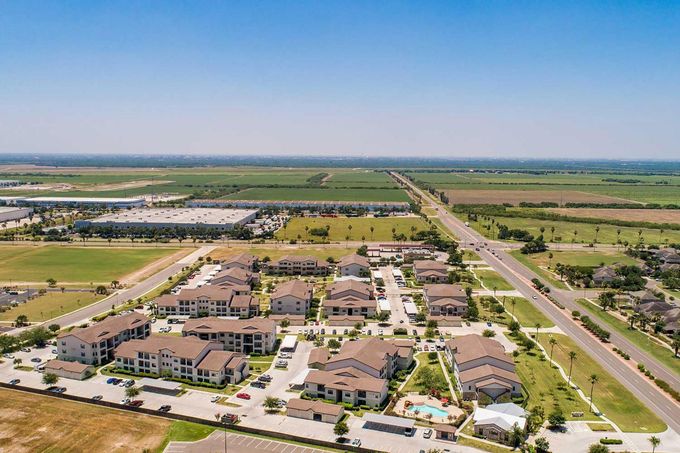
453, 204, 680, 231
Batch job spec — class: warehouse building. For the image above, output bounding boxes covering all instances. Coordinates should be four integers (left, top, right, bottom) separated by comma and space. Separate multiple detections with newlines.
0, 206, 32, 223
16, 196, 145, 208
74, 208, 258, 231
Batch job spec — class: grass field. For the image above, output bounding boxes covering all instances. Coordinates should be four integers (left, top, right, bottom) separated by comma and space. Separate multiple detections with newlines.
537, 334, 666, 432
0, 290, 105, 322
209, 246, 357, 263
323, 171, 398, 188
221, 187, 410, 202
474, 270, 514, 291
509, 251, 569, 290
550, 208, 680, 225
522, 250, 637, 268
445, 189, 633, 206
0, 246, 179, 284
464, 214, 680, 245
274, 216, 430, 243
155, 421, 216, 453
402, 352, 451, 398
576, 299, 680, 378
507, 334, 596, 422
0, 388, 172, 452
508, 297, 555, 328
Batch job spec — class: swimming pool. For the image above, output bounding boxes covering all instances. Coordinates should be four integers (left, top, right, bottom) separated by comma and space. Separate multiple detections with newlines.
410, 404, 448, 418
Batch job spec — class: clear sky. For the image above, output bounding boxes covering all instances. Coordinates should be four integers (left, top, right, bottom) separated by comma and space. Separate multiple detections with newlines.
0, 1, 678, 159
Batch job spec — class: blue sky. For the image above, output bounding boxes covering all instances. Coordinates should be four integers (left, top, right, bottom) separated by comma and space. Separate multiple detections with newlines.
0, 1, 678, 158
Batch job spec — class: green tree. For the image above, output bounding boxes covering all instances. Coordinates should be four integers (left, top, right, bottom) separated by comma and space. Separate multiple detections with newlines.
327, 339, 341, 350
46, 278, 57, 287
548, 337, 557, 364
333, 420, 349, 438
509, 424, 525, 448
42, 373, 59, 386
535, 436, 550, 453
588, 374, 599, 413
14, 315, 28, 327
547, 409, 565, 429
125, 386, 141, 398
671, 333, 680, 357
263, 396, 280, 412
587, 444, 609, 453
279, 319, 290, 331
649, 435, 661, 453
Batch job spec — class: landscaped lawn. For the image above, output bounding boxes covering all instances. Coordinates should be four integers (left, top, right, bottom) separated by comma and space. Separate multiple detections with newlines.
475, 270, 514, 291
537, 334, 667, 432
524, 250, 638, 268
402, 352, 451, 398
507, 297, 555, 328
506, 332, 595, 422
222, 187, 410, 202
0, 246, 179, 284
274, 216, 430, 243
576, 299, 680, 378
210, 246, 357, 263
509, 251, 569, 290
0, 290, 105, 322
0, 387, 171, 452
155, 421, 216, 452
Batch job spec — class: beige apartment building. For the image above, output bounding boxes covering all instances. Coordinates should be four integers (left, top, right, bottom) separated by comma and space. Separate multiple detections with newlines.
57, 313, 151, 365
413, 260, 449, 283
337, 254, 370, 277
156, 286, 258, 318
424, 284, 469, 317
270, 280, 314, 315
114, 335, 249, 385
182, 317, 277, 355
263, 255, 329, 276
220, 253, 259, 271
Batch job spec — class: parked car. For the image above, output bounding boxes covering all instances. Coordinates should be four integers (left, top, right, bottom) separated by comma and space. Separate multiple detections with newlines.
8, 379, 20, 385
423, 428, 433, 438
275, 360, 288, 368
258, 374, 272, 382
51, 349, 58, 354
412, 329, 418, 335
20, 348, 31, 353
486, 322, 492, 327
236, 392, 251, 400
210, 395, 221, 403
92, 395, 103, 401
120, 397, 131, 404
128, 400, 144, 407
106, 377, 121, 385
351, 439, 362, 447
3, 353, 14, 359
30, 357, 41, 363
47, 386, 66, 393
250, 381, 266, 389
158, 405, 171, 412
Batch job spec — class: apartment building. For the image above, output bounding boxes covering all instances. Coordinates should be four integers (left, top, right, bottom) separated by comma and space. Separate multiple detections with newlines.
156, 286, 258, 318
337, 254, 370, 277
114, 335, 249, 385
326, 280, 373, 300
413, 260, 449, 283
323, 299, 376, 317
303, 368, 388, 409
445, 334, 521, 400
263, 255, 329, 276
221, 253, 259, 271
270, 280, 314, 315
211, 268, 258, 287
182, 317, 277, 355
314, 337, 414, 379
424, 284, 468, 317
57, 313, 151, 365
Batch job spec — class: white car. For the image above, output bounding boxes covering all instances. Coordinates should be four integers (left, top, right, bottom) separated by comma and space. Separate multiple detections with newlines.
211, 395, 221, 403
121, 398, 131, 405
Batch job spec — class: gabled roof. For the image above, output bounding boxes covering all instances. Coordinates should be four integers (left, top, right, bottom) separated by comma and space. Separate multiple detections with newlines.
446, 334, 513, 366
58, 313, 149, 344
115, 335, 213, 360
323, 298, 376, 309
413, 260, 448, 272
305, 369, 386, 392
271, 280, 313, 300
338, 254, 370, 268
325, 337, 401, 371
308, 347, 330, 366
196, 350, 245, 371
474, 404, 527, 431
593, 266, 617, 280
327, 280, 372, 299
274, 255, 327, 265
213, 268, 252, 282
222, 253, 258, 267
287, 398, 344, 416
459, 364, 520, 385
176, 286, 240, 300
428, 297, 468, 308
44, 359, 92, 373
424, 284, 466, 300
230, 294, 258, 308
183, 317, 275, 335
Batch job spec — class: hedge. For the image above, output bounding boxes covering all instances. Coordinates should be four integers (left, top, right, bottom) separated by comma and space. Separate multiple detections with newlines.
580, 315, 611, 341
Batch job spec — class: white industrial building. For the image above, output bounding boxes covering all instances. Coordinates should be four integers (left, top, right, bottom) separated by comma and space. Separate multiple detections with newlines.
0, 206, 33, 223
8, 196, 145, 208
74, 208, 258, 231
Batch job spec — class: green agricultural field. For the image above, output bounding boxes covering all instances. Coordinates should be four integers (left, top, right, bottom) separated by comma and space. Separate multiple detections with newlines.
464, 214, 680, 245
0, 291, 105, 322
274, 216, 430, 243
537, 334, 666, 432
222, 187, 410, 202
323, 170, 398, 188
0, 246, 179, 284
576, 299, 680, 378
474, 269, 514, 291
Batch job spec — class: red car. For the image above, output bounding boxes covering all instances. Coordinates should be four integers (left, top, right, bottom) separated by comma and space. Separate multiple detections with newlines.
128, 400, 144, 407
236, 392, 251, 400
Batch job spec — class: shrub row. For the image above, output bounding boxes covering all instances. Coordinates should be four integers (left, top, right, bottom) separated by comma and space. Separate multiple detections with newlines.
600, 438, 623, 445
612, 347, 630, 360
580, 315, 611, 342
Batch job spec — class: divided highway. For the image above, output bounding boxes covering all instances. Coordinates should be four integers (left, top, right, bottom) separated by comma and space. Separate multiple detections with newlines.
392, 172, 680, 432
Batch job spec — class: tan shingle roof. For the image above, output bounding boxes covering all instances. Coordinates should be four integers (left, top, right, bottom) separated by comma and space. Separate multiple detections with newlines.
287, 398, 344, 416
155, 294, 179, 307
305, 369, 386, 392
276, 255, 326, 264
58, 313, 149, 344
271, 280, 313, 300
177, 286, 241, 300
414, 260, 448, 272
115, 335, 213, 360
230, 294, 258, 308
446, 334, 513, 366
223, 253, 258, 267
196, 350, 245, 371
327, 280, 372, 299
323, 298, 376, 309
458, 364, 520, 385
428, 297, 468, 308
44, 359, 92, 373
183, 317, 275, 335
308, 347, 330, 366
424, 284, 466, 299
338, 254, 370, 268
213, 268, 252, 282
326, 337, 399, 371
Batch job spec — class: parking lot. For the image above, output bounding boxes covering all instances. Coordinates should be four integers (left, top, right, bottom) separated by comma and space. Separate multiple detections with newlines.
165, 431, 329, 453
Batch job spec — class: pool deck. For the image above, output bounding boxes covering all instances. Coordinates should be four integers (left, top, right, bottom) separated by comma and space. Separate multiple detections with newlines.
392, 393, 464, 424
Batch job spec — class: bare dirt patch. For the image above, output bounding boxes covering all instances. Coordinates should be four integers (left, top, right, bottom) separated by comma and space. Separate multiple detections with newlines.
549, 208, 680, 225
0, 388, 170, 453
446, 189, 638, 206
120, 247, 193, 284
81, 179, 174, 191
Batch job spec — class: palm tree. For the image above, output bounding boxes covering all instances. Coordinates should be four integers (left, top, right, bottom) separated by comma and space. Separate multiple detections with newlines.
534, 322, 541, 342
347, 224, 353, 240
594, 225, 600, 244
672, 333, 680, 357
369, 225, 375, 241
649, 435, 661, 453
588, 374, 599, 412
548, 337, 557, 364
567, 351, 577, 386
511, 299, 517, 317
550, 226, 555, 242
125, 386, 141, 398
263, 396, 280, 412
548, 252, 553, 268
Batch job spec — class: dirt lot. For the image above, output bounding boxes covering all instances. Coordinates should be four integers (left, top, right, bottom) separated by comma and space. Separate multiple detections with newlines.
0, 389, 170, 453
80, 179, 174, 191
445, 189, 638, 206
549, 208, 680, 225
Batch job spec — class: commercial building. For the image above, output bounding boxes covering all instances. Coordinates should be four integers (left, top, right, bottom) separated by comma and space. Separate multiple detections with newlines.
182, 317, 277, 354
270, 280, 314, 315
155, 286, 258, 318
19, 196, 145, 208
114, 335, 249, 385
57, 313, 151, 365
74, 207, 258, 231
337, 254, 371, 277
263, 255, 329, 276
0, 206, 32, 224
286, 398, 344, 424
413, 260, 449, 283
43, 359, 95, 380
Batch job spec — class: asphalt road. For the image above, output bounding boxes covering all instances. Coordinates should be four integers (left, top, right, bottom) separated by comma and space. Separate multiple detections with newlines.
392, 172, 680, 432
